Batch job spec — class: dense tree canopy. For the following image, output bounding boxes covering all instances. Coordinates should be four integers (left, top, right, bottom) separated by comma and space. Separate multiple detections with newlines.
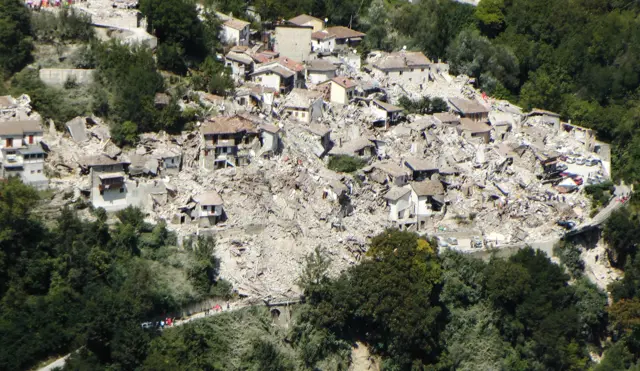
0, 0, 33, 74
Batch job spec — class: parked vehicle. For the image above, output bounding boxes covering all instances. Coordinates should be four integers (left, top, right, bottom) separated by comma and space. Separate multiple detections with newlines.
557, 220, 576, 229
576, 158, 586, 165
446, 237, 458, 246
556, 163, 568, 172
565, 157, 575, 164
141, 322, 154, 329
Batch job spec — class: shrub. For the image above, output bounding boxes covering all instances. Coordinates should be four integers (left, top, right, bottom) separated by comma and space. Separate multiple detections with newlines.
554, 241, 585, 279
327, 155, 367, 173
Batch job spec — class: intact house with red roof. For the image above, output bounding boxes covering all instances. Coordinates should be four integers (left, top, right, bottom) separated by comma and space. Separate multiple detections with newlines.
250, 57, 305, 94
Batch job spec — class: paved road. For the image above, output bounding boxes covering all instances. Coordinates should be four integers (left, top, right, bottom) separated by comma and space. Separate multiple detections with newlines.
37, 303, 254, 371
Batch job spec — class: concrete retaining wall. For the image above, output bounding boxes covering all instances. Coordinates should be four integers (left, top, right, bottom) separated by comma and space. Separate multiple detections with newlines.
39, 69, 95, 87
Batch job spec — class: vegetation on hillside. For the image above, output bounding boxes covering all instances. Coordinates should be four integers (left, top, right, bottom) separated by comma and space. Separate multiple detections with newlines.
0, 179, 229, 371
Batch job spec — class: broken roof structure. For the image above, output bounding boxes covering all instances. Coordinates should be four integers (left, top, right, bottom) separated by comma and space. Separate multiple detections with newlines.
226, 51, 254, 65
405, 157, 438, 171
201, 115, 257, 135
284, 88, 323, 109
251, 63, 295, 78
306, 59, 337, 72
193, 191, 223, 206
528, 108, 560, 117
458, 118, 492, 134
0, 120, 43, 135
373, 51, 431, 71
384, 186, 411, 201
411, 180, 445, 196
331, 76, 357, 89
433, 112, 460, 125
306, 123, 331, 137
224, 18, 250, 30
449, 98, 489, 115
0, 96, 16, 110
372, 100, 403, 112
330, 137, 374, 155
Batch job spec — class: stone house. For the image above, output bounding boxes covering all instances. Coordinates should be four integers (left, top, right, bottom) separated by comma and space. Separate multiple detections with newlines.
324, 26, 365, 47
371, 100, 403, 127
200, 115, 260, 169
193, 191, 225, 227
274, 24, 313, 62
372, 51, 432, 85
410, 180, 445, 228
305, 59, 337, 85
404, 157, 439, 181
364, 161, 409, 186
384, 186, 412, 222
288, 14, 324, 32
457, 118, 492, 143
329, 76, 356, 105
311, 31, 336, 53
221, 17, 250, 46
259, 123, 281, 155
225, 51, 254, 81
82, 155, 129, 211
449, 98, 490, 122
305, 124, 332, 157
0, 120, 48, 189
330, 137, 376, 159
283, 88, 324, 123
433, 112, 460, 127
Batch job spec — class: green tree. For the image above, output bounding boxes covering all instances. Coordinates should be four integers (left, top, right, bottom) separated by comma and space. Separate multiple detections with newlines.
0, 0, 33, 74
140, 0, 205, 58
475, 0, 505, 37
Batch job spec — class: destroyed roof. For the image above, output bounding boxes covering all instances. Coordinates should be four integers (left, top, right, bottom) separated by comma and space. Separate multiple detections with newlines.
372, 100, 403, 112
306, 59, 337, 72
82, 155, 126, 167
283, 88, 323, 109
18, 145, 45, 155
202, 115, 257, 135
331, 76, 356, 89
384, 186, 411, 201
325, 26, 366, 40
411, 180, 444, 196
404, 157, 438, 171
458, 118, 492, 134
373, 51, 432, 70
372, 161, 407, 177
0, 120, 43, 135
154, 93, 170, 105
0, 96, 15, 109
331, 137, 374, 155
193, 191, 223, 205
433, 112, 460, 124
311, 30, 335, 40
224, 18, 250, 30
226, 51, 254, 65
259, 123, 280, 133
528, 108, 560, 117
449, 98, 489, 115
288, 14, 323, 25
98, 172, 125, 180
489, 111, 515, 126
306, 123, 331, 136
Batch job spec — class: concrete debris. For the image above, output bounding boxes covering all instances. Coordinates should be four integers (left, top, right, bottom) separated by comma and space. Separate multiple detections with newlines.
31, 3, 615, 297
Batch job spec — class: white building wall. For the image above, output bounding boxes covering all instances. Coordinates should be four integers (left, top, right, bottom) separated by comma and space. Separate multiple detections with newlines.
252, 73, 281, 91
388, 192, 411, 221
0, 134, 25, 149
371, 104, 388, 121
226, 60, 246, 81
330, 82, 347, 105
308, 71, 334, 85
312, 38, 336, 53
222, 27, 241, 45
411, 191, 431, 216
374, 67, 429, 84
